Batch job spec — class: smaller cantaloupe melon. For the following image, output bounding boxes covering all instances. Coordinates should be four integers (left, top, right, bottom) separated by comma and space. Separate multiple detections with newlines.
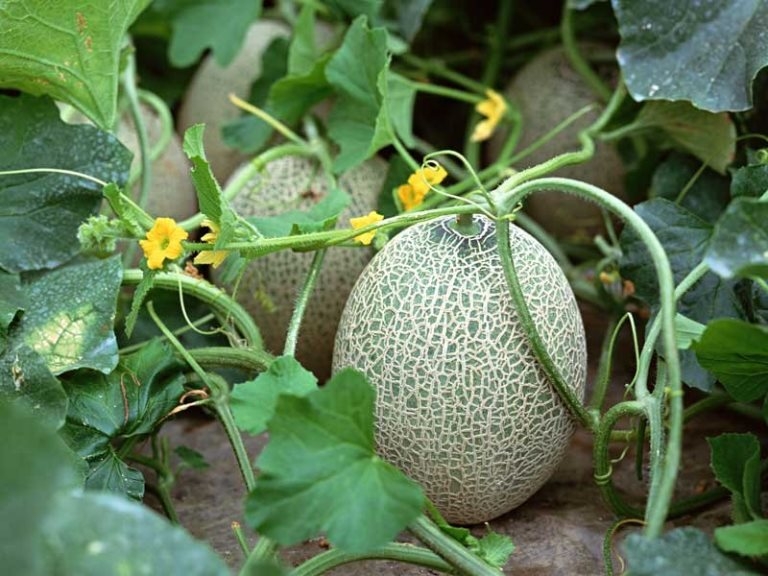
219, 155, 387, 381
333, 214, 587, 524
489, 44, 626, 242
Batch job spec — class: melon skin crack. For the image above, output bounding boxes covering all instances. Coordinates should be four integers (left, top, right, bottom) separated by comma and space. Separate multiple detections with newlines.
333, 215, 587, 525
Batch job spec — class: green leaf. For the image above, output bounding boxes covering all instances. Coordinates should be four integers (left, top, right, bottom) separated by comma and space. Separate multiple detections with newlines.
0, 271, 24, 352
18, 257, 122, 375
384, 72, 417, 148
326, 17, 391, 172
221, 37, 290, 154
267, 55, 334, 126
633, 101, 736, 173
0, 401, 83, 576
0, 95, 131, 273
85, 450, 145, 499
620, 198, 744, 390
731, 162, 768, 198
674, 313, 706, 350
231, 355, 317, 435
167, 0, 262, 67
60, 340, 185, 496
613, 1, 768, 112
705, 198, 768, 280
175, 445, 210, 470
325, 0, 383, 20
245, 368, 424, 552
43, 491, 229, 575
249, 185, 351, 237
716, 520, 768, 557
693, 319, 768, 402
708, 433, 763, 522
183, 124, 223, 222
0, 343, 68, 430
385, 0, 435, 43
474, 530, 516, 570
622, 527, 761, 575
0, 1, 150, 129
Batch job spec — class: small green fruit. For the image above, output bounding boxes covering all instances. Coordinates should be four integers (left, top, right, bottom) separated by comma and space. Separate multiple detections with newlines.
333, 214, 587, 524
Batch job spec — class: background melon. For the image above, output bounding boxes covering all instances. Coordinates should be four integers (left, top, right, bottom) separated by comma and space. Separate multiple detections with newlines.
220, 155, 387, 381
178, 20, 290, 182
63, 102, 197, 222
333, 214, 587, 525
489, 44, 626, 242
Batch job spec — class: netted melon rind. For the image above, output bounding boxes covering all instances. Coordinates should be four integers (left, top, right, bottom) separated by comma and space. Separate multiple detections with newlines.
220, 155, 387, 381
332, 214, 587, 525
489, 44, 626, 240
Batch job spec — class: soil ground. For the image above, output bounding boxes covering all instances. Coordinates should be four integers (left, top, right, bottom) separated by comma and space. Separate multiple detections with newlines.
143, 311, 751, 575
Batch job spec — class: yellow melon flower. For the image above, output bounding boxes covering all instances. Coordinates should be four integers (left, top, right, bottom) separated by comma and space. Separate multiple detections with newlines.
349, 211, 384, 245
139, 217, 189, 270
396, 163, 448, 211
471, 89, 507, 142
193, 219, 229, 268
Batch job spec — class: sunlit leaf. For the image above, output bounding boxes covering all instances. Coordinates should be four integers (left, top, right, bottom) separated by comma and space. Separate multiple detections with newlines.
0, 0, 151, 129
231, 355, 317, 435
19, 257, 122, 375
715, 520, 768, 557
245, 368, 424, 552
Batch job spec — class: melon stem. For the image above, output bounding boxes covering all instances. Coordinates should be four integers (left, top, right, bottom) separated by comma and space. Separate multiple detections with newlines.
450, 213, 482, 236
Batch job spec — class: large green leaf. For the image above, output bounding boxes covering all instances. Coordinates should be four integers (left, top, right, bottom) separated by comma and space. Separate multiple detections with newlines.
622, 528, 761, 575
231, 355, 317, 435
693, 319, 768, 403
705, 198, 768, 280
2, 400, 228, 576
0, 401, 83, 576
167, 0, 263, 67
731, 162, 768, 198
0, 1, 150, 129
59, 339, 185, 497
245, 368, 425, 552
620, 198, 743, 390
326, 17, 391, 172
0, 343, 68, 430
43, 491, 229, 575
0, 95, 131, 273
612, 0, 768, 112
18, 256, 122, 375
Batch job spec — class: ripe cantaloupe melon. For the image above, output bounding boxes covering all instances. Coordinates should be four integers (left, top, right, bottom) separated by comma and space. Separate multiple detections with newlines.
489, 44, 626, 241
220, 155, 387, 381
332, 214, 587, 524
178, 21, 290, 181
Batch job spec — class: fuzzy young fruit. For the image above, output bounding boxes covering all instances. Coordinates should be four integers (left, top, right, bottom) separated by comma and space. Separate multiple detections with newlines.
178, 21, 290, 181
333, 214, 587, 525
219, 155, 387, 381
489, 44, 626, 241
